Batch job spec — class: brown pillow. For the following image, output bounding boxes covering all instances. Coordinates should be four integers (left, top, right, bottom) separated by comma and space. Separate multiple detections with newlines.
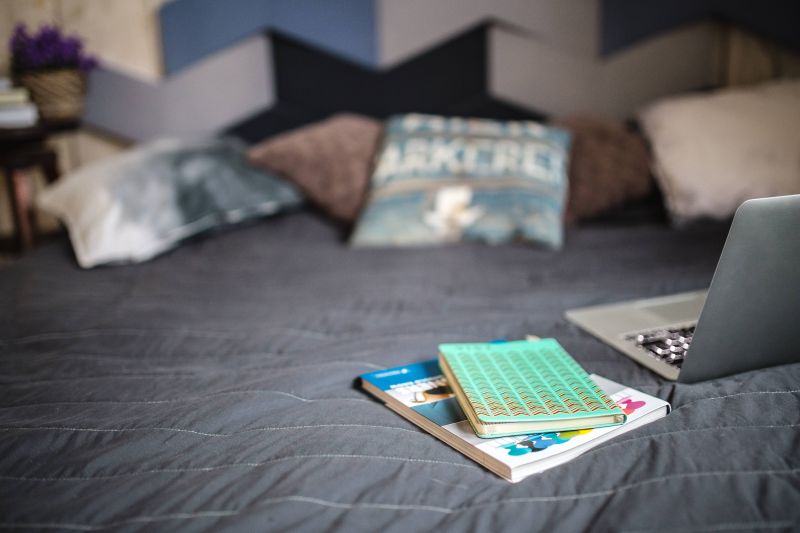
248, 113, 383, 223
551, 115, 653, 224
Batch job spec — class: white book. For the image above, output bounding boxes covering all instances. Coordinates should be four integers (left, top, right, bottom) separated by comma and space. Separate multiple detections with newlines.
361, 359, 669, 482
0, 87, 29, 105
0, 103, 38, 128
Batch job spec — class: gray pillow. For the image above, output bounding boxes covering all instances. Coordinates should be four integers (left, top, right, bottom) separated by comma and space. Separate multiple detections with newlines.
37, 137, 302, 268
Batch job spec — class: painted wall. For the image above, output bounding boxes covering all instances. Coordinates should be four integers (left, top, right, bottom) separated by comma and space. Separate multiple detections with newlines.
0, 0, 166, 80
3, 1, 798, 145
87, 0, 799, 141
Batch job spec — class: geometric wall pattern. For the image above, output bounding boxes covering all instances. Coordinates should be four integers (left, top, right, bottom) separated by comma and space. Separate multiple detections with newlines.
82, 0, 800, 143
227, 25, 542, 144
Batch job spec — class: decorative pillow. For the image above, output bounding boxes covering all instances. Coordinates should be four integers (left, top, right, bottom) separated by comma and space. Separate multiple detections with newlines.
550, 115, 652, 224
248, 113, 383, 223
37, 138, 302, 268
350, 114, 571, 248
638, 80, 800, 222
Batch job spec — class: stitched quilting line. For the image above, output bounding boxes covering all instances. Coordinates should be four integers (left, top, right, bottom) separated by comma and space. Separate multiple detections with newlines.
0, 423, 421, 438
3, 421, 796, 483
430, 478, 471, 490
674, 388, 800, 411
0, 372, 198, 386
1, 345, 393, 369
0, 349, 287, 363
0, 468, 796, 529
0, 360, 385, 388
566, 423, 800, 464
0, 497, 455, 531
440, 468, 799, 510
0, 325, 506, 348
8, 514, 791, 533
0, 390, 373, 410
0, 325, 334, 345
620, 520, 796, 533
0, 453, 480, 482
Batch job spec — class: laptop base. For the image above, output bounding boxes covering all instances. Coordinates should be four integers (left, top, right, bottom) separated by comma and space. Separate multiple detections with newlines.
565, 291, 706, 380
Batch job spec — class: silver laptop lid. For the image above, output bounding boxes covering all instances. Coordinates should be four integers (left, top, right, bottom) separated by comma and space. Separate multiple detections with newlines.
679, 194, 800, 383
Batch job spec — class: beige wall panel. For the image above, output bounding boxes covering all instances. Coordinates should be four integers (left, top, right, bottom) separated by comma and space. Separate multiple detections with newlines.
490, 28, 599, 117
600, 24, 717, 117
0, 0, 59, 75
490, 23, 718, 118
379, 0, 598, 67
74, 129, 129, 166
58, 0, 166, 81
2, 0, 166, 80
48, 129, 128, 175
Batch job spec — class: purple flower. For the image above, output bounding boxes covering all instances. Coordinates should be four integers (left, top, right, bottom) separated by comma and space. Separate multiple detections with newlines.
9, 23, 99, 73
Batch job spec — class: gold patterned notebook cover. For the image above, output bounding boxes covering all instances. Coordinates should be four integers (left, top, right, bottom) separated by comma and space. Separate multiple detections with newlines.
438, 339, 626, 437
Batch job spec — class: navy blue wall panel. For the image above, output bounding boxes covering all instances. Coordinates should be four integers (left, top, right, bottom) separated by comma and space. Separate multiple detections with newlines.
228, 25, 543, 143
601, 0, 800, 55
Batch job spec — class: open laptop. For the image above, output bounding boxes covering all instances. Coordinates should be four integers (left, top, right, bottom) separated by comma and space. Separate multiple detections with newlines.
565, 194, 800, 383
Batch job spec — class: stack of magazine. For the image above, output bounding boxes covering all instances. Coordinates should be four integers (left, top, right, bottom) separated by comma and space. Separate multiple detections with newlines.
0, 79, 37, 128
360, 338, 669, 482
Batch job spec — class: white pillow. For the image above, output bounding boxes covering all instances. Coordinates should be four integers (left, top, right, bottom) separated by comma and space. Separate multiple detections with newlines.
37, 138, 302, 268
638, 80, 800, 222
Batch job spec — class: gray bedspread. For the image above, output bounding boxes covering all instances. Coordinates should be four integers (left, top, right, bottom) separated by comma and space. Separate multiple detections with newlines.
1, 212, 798, 532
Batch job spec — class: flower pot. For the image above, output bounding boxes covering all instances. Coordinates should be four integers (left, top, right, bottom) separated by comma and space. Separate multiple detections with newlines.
18, 68, 86, 121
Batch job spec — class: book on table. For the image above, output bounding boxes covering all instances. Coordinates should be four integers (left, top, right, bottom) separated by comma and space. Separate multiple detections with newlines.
0, 87, 30, 106
0, 103, 38, 128
439, 339, 626, 437
360, 358, 669, 482
0, 84, 36, 128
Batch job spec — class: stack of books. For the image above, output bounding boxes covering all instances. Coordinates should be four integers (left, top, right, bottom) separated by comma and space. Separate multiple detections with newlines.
360, 338, 669, 482
0, 78, 38, 128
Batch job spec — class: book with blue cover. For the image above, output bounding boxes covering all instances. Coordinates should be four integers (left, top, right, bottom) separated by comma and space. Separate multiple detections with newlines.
360, 358, 669, 482
438, 339, 626, 437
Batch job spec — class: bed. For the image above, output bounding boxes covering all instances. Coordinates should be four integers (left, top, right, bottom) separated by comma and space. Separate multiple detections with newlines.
1, 207, 798, 531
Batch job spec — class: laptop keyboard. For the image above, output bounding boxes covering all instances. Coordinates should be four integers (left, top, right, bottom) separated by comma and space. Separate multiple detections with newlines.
625, 326, 696, 368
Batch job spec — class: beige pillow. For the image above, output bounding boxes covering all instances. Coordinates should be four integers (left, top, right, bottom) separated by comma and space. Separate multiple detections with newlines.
638, 80, 800, 222
248, 113, 383, 223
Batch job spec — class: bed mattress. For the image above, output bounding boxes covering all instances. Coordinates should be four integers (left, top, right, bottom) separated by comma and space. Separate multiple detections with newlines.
1, 212, 798, 531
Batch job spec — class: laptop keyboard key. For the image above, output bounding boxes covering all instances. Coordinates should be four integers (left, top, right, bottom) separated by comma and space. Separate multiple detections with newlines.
629, 325, 696, 367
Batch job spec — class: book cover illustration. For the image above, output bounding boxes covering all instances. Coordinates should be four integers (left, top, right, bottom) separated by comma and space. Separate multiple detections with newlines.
361, 360, 661, 477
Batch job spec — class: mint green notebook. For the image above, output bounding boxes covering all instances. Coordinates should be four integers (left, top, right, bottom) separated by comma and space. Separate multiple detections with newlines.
438, 339, 626, 437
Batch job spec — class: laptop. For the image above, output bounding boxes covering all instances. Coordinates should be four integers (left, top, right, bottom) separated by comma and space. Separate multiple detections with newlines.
565, 194, 800, 383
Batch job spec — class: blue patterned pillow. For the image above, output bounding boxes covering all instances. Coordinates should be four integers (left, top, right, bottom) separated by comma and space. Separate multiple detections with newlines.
351, 114, 571, 249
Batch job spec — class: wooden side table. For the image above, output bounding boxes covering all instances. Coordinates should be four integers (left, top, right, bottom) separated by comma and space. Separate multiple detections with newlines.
0, 120, 77, 253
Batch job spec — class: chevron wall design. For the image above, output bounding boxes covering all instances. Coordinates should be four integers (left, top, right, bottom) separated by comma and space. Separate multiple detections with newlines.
80, 0, 800, 143
227, 25, 542, 143
84, 35, 274, 142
